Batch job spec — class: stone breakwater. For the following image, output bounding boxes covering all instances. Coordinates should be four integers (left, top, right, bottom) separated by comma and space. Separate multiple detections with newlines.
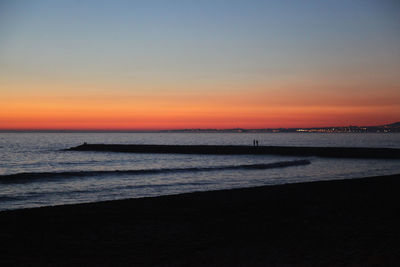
68, 143, 400, 159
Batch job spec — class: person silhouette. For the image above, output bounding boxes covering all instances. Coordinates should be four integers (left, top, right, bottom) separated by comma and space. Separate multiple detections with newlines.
256, 140, 259, 146
253, 140, 256, 146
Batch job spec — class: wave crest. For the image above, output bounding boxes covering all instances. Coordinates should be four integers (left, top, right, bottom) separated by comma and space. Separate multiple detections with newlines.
0, 159, 310, 184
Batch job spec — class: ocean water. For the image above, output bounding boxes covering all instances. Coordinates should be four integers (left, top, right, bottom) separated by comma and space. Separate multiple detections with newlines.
0, 132, 399, 211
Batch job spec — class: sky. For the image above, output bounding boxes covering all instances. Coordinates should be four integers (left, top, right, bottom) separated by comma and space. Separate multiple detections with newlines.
1, 0, 399, 130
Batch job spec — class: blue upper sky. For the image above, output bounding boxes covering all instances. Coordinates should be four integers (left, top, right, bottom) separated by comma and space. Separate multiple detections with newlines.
1, 0, 399, 84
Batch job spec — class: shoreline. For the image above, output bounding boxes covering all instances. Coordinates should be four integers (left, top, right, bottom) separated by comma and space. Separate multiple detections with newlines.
1, 173, 400, 266
0, 172, 399, 213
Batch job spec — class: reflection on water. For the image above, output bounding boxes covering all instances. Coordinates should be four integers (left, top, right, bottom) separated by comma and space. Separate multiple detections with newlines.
0, 133, 399, 210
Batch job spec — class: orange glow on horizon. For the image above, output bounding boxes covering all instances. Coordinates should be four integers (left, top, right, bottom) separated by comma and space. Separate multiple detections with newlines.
1, 81, 399, 130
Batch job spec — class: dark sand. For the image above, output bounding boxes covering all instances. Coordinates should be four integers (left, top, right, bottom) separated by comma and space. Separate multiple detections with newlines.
1, 174, 400, 266
69, 143, 400, 158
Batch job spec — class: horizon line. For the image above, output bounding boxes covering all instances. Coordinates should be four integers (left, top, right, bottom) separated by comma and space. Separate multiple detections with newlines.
0, 121, 397, 133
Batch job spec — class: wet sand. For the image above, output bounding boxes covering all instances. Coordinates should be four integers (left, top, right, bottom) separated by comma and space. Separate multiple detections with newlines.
1, 174, 400, 266
68, 143, 400, 158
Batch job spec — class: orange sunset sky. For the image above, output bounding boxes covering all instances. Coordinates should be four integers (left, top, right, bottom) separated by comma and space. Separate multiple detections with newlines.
1, 0, 399, 130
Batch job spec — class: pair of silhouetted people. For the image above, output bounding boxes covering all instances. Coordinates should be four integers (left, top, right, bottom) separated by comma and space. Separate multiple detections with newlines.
253, 140, 259, 147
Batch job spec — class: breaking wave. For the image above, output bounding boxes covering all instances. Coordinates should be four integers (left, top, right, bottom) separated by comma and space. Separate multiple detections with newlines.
0, 159, 310, 184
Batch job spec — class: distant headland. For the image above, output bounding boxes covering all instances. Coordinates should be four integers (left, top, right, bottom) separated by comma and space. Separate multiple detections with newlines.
160, 121, 400, 133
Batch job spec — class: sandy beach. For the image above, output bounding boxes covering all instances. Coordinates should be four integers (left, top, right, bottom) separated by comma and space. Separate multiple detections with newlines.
1, 173, 400, 266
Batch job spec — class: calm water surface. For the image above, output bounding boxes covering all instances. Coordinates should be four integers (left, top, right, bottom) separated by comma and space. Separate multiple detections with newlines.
0, 133, 399, 210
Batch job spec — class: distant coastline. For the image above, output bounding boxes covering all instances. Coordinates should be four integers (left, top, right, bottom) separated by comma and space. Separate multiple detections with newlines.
1, 121, 399, 133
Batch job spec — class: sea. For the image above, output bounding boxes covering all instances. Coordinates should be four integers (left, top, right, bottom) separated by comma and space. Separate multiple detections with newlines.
0, 132, 399, 211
